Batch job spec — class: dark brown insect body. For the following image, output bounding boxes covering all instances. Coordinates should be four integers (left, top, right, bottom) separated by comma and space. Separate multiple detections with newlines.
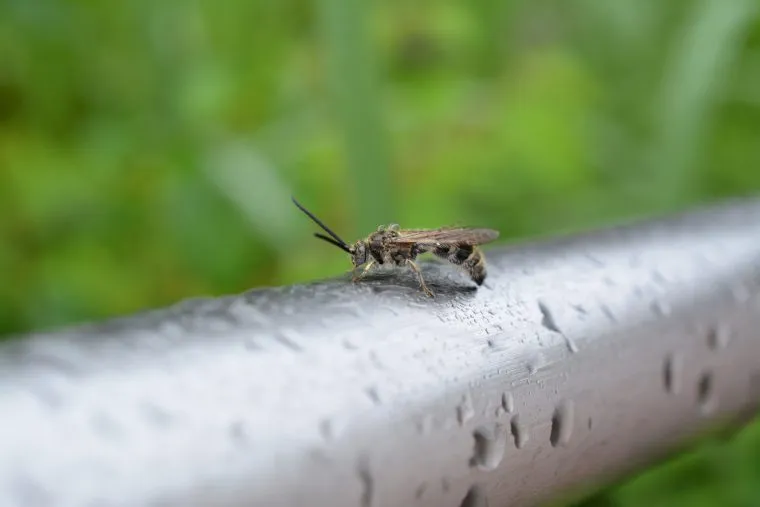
293, 197, 499, 297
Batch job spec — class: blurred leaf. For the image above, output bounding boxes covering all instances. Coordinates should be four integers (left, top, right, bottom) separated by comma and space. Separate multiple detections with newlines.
318, 0, 393, 234
648, 0, 758, 208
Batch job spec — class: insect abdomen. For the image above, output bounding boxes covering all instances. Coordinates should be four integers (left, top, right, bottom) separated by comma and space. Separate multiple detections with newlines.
465, 247, 487, 285
433, 244, 487, 285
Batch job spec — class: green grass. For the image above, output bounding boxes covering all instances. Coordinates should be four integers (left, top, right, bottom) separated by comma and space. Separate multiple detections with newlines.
0, 0, 759, 504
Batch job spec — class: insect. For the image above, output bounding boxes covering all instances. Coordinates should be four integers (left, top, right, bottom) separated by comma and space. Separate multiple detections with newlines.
292, 197, 499, 297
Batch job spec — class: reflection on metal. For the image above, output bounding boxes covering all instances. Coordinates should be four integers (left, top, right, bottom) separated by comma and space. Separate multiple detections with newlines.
1, 199, 759, 507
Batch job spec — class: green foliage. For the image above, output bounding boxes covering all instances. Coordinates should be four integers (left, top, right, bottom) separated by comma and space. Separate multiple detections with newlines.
576, 419, 760, 507
0, 0, 759, 504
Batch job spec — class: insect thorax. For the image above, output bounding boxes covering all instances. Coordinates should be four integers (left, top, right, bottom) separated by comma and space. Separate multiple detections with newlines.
365, 229, 409, 265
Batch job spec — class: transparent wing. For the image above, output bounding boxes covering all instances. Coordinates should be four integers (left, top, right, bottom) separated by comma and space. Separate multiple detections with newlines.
389, 228, 499, 246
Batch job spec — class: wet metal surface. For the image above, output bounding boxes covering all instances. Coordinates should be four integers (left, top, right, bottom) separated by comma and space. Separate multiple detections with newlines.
1, 199, 760, 506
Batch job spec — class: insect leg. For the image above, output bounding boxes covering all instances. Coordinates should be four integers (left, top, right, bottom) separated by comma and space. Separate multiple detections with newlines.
406, 259, 435, 298
351, 260, 376, 283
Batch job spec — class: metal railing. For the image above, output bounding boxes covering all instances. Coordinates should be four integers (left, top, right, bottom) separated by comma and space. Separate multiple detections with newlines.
1, 198, 759, 507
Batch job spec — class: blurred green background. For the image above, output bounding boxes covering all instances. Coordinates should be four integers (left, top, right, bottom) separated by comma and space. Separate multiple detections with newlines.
1, 0, 759, 505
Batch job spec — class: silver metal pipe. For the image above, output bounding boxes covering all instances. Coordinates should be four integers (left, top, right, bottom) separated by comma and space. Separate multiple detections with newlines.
1, 199, 759, 507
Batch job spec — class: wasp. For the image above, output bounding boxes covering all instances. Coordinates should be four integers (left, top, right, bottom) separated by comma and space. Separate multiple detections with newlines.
292, 197, 499, 297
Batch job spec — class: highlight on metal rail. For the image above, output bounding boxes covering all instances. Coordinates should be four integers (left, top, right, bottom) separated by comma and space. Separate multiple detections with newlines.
0, 198, 759, 507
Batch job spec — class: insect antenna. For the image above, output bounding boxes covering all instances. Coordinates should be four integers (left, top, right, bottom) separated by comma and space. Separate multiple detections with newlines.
313, 233, 352, 253
292, 196, 351, 251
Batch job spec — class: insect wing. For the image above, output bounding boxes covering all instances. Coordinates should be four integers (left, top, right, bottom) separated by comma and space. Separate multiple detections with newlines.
390, 228, 499, 246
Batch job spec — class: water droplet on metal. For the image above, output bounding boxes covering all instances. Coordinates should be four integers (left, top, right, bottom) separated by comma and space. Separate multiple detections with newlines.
364, 386, 382, 406
538, 300, 578, 352
538, 300, 561, 333
571, 304, 588, 315
470, 425, 507, 471
417, 414, 433, 435
342, 338, 359, 350
319, 419, 334, 441
460, 484, 488, 507
651, 300, 672, 317
585, 253, 604, 267
229, 421, 247, 445
663, 353, 683, 394
651, 269, 668, 286
707, 324, 732, 350
501, 392, 514, 413
697, 371, 716, 414
274, 328, 303, 351
457, 392, 475, 425
357, 457, 373, 507
550, 400, 575, 447
601, 304, 617, 322
417, 414, 434, 434
367, 351, 385, 370
510, 414, 529, 448
381, 305, 400, 316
